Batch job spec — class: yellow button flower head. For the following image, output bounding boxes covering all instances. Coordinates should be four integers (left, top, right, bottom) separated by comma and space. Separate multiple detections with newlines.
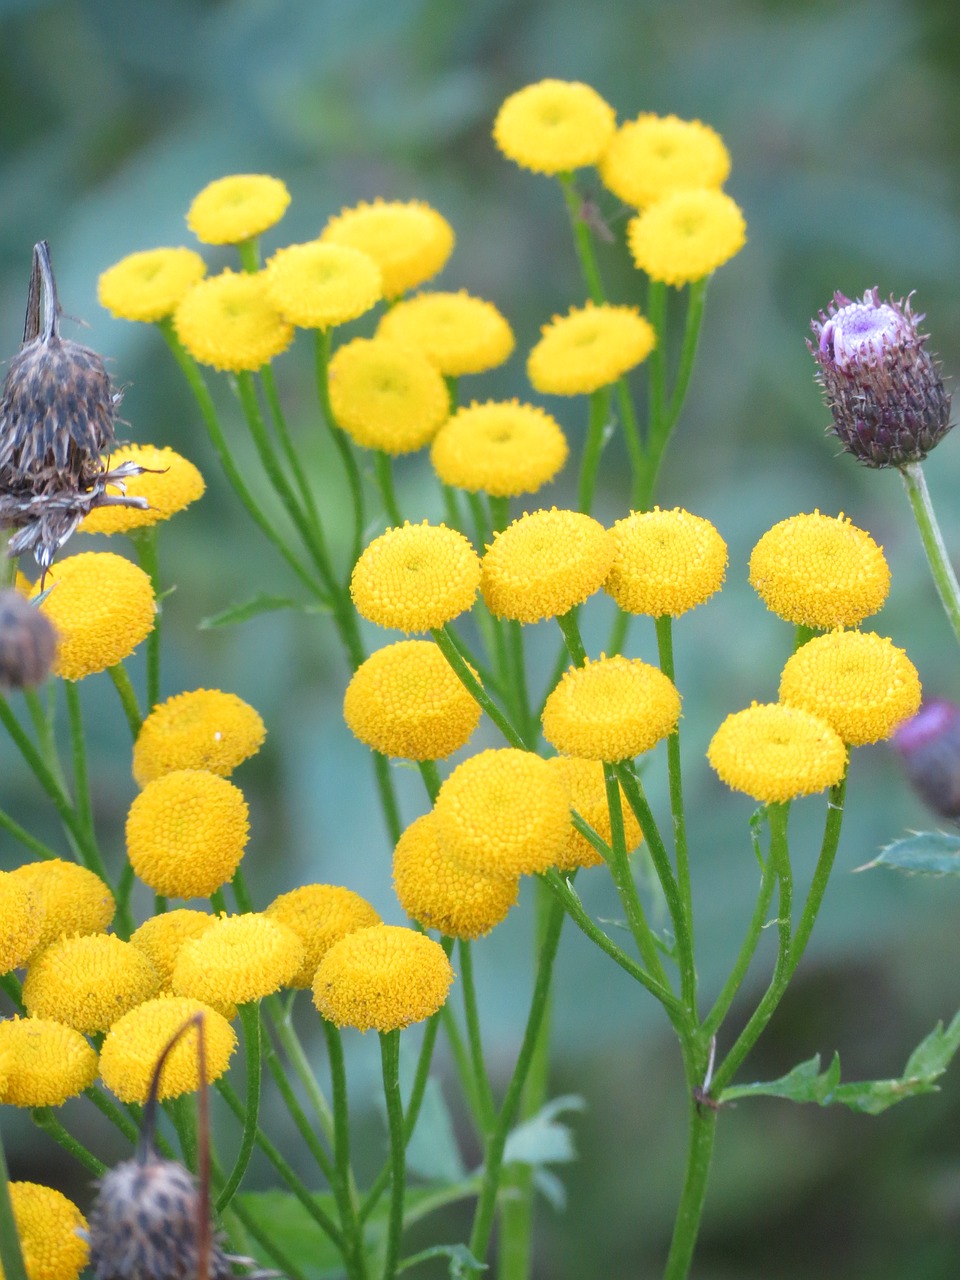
186, 174, 290, 244
628, 189, 747, 287
546, 756, 644, 871
264, 884, 382, 988
313, 924, 454, 1032
80, 444, 205, 535
132, 688, 266, 786
172, 913, 303, 1007
3, 1182, 88, 1280
174, 269, 293, 372
481, 509, 614, 623
34, 551, 156, 681
433, 747, 570, 879
350, 522, 481, 633
23, 933, 160, 1034
528, 302, 655, 395
708, 702, 847, 803
344, 639, 481, 761
0, 1017, 98, 1106
542, 655, 681, 761
9, 859, 114, 960
780, 630, 922, 746
376, 291, 515, 377
749, 511, 891, 629
431, 400, 568, 498
493, 80, 616, 175
98, 247, 207, 322
129, 909, 217, 988
322, 198, 454, 298
264, 241, 383, 329
600, 114, 731, 209
605, 507, 728, 617
393, 812, 518, 939
0, 870, 42, 973
125, 770, 250, 899
99, 995, 236, 1103
328, 337, 449, 454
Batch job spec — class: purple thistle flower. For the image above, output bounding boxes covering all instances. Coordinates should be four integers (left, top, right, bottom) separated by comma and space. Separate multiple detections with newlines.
892, 699, 960, 820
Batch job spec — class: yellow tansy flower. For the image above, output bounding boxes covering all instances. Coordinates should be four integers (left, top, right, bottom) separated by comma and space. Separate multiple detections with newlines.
23, 933, 160, 1034
605, 507, 728, 617
481, 509, 614, 623
343, 639, 481, 760
313, 924, 454, 1032
129, 909, 217, 988
328, 337, 449, 454
98, 996, 236, 1103
430, 400, 568, 498
0, 1018, 98, 1107
98, 247, 207, 322
749, 511, 891, 629
264, 884, 382, 989
186, 174, 290, 245
125, 769, 250, 899
322, 199, 454, 298
600, 114, 731, 209
132, 688, 266, 786
433, 747, 570, 879
779, 630, 922, 746
264, 241, 382, 328
393, 812, 518, 939
542, 655, 681, 761
174, 269, 293, 372
527, 302, 655, 395
627, 189, 746, 287
350, 522, 481, 633
708, 702, 847, 803
376, 291, 515, 376
546, 756, 643, 871
493, 80, 616, 175
80, 444, 205, 535
9, 859, 114, 961
3, 1183, 88, 1280
0, 871, 42, 973
34, 551, 156, 681
172, 913, 303, 1007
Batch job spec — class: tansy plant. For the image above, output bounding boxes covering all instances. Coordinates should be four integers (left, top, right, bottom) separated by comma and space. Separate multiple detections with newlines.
0, 78, 957, 1280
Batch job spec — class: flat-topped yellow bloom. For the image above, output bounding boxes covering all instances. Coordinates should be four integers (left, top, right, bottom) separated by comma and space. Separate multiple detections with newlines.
433, 747, 570, 879
542, 655, 681, 761
265, 885, 382, 988
99, 995, 236, 1103
0, 870, 41, 973
9, 859, 114, 960
174, 269, 293, 372
600, 114, 730, 209
431, 400, 568, 498
708, 702, 847, 803
493, 80, 616, 175
322, 199, 454, 298
187, 174, 290, 244
172, 913, 303, 1007
628, 189, 746, 287
780, 630, 921, 746
376, 291, 515, 376
265, 241, 382, 328
80, 444, 205, 535
129, 909, 217, 988
313, 924, 454, 1032
481, 509, 613, 623
350, 522, 481, 633
749, 512, 890, 628
605, 507, 727, 617
528, 302, 655, 395
546, 756, 643, 871
328, 336, 449, 454
98, 247, 207, 322
133, 688, 266, 786
394, 811, 519, 938
4, 1182, 88, 1280
0, 1017, 98, 1106
344, 639, 481, 760
23, 933, 160, 1034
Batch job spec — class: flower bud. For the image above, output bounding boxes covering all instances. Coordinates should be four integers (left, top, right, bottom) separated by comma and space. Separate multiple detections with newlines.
0, 587, 56, 687
891, 699, 960, 819
810, 289, 952, 468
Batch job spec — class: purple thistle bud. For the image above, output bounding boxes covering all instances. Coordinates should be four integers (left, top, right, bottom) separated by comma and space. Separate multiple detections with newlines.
809, 288, 952, 468
892, 698, 960, 820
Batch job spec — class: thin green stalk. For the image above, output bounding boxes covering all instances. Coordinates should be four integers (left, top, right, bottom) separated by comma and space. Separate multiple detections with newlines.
489, 495, 510, 533
662, 1101, 718, 1280
505, 620, 535, 745
442, 483, 465, 536
646, 280, 667, 447
432, 625, 528, 749
787, 774, 847, 967
379, 1030, 405, 1280
322, 1020, 368, 1280
0, 1120, 29, 1280
85, 1085, 141, 1144
441, 1002, 484, 1129
435, 622, 500, 697
558, 173, 605, 304
701, 852, 779, 1040
22, 687, 64, 787
0, 807, 58, 861
315, 330, 365, 571
31, 1107, 105, 1175
216, 1001, 262, 1212
374, 452, 403, 528
261, 365, 325, 534
263, 993, 335, 1145
166, 1093, 197, 1173
262, 1030, 336, 1183
417, 759, 441, 803
578, 386, 613, 516
130, 527, 162, 709
901, 461, 960, 647
665, 277, 708, 427
227, 1192, 310, 1280
459, 940, 497, 1134
108, 663, 143, 738
0, 974, 25, 1013
63, 682, 93, 845
466, 491, 490, 552
555, 609, 587, 667
616, 375, 645, 496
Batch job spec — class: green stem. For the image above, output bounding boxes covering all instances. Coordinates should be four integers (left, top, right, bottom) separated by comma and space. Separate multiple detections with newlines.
555, 609, 587, 666
441, 1001, 484, 1128
0, 1120, 28, 1280
0, 974, 25, 1013
459, 940, 497, 1133
379, 1030, 405, 1280
108, 663, 143, 738
323, 1020, 368, 1280
316, 330, 365, 571
216, 1001, 262, 1212
263, 993, 336, 1145
558, 173, 605, 304
374, 452, 403, 528
30, 1108, 105, 1176
261, 365, 325, 536
900, 461, 960, 647
130, 527, 162, 709
665, 277, 708, 428
63, 682, 93, 845
85, 1085, 141, 1144
227, 1192, 310, 1280
417, 759, 442, 803
701, 851, 779, 1040
578, 386, 613, 516
662, 1101, 718, 1280
262, 1030, 336, 1183
0, 806, 58, 861
432, 625, 528, 749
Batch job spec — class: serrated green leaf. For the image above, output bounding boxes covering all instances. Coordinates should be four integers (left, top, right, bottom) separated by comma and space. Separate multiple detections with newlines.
856, 830, 960, 876
397, 1243, 486, 1276
199, 594, 329, 629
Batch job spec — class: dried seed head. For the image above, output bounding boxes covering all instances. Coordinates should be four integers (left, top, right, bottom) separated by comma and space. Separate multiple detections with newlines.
0, 586, 57, 687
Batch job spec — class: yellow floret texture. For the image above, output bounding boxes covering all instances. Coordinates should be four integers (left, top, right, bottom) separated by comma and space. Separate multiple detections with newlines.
321, 199, 454, 298
0, 1017, 98, 1107
376, 290, 515, 376
98, 247, 207, 322
3, 1183, 88, 1280
527, 303, 656, 396
80, 445, 205, 535
129, 909, 218, 988
172, 913, 304, 1007
327, 336, 450, 454
350, 522, 481, 633
542, 655, 681, 761
23, 934, 160, 1034
9, 860, 114, 961
0, 871, 42, 973
98, 996, 237, 1103
430, 400, 568, 498
133, 688, 266, 786
264, 885, 383, 988
187, 173, 290, 244
599, 113, 731, 209
546, 756, 644, 871
174, 270, 293, 372
627, 189, 747, 287
265, 241, 383, 329
605, 507, 727, 616
493, 79, 617, 175
708, 702, 848, 803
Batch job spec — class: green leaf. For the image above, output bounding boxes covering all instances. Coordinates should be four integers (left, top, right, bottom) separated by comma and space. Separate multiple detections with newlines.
404, 1076, 466, 1183
856, 830, 960, 876
236, 1190, 344, 1279
503, 1094, 584, 1167
199, 594, 329, 629
397, 1243, 486, 1276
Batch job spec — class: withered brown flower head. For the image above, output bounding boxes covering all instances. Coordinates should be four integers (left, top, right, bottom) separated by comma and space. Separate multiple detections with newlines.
0, 241, 148, 571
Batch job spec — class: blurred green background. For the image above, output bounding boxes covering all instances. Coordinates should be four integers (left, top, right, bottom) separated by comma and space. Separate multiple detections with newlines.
3, 0, 960, 1275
